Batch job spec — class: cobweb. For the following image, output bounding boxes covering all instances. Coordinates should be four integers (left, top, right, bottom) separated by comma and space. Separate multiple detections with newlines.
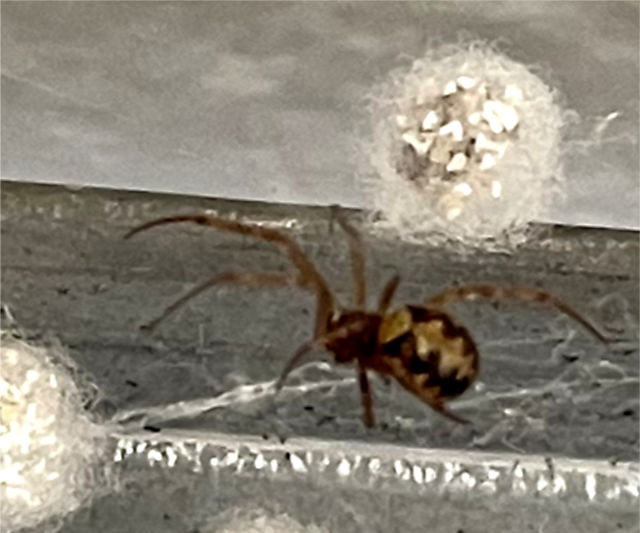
111, 286, 638, 462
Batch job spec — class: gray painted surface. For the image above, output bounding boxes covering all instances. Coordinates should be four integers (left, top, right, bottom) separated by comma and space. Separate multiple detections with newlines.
2, 2, 639, 230
2, 182, 638, 531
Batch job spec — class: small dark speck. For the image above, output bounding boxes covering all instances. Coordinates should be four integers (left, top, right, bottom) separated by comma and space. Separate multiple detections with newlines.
285, 452, 291, 461
622, 409, 634, 417
617, 523, 623, 529
56, 287, 69, 295
279, 435, 287, 444
261, 433, 269, 440
317, 415, 335, 426
609, 457, 619, 467
163, 514, 170, 520
457, 529, 465, 533
303, 405, 314, 411
125, 380, 138, 388
143, 425, 161, 433
561, 353, 580, 363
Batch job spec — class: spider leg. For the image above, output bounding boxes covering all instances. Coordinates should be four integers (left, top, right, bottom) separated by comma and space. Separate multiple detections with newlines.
329, 205, 366, 308
138, 271, 296, 332
357, 363, 375, 428
125, 213, 337, 337
426, 284, 606, 343
378, 274, 401, 313
313, 288, 334, 340
392, 369, 470, 424
275, 318, 370, 393
427, 398, 470, 425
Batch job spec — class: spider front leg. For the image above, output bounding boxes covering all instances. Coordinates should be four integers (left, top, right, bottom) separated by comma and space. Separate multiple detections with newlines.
378, 274, 400, 314
137, 270, 296, 331
125, 213, 338, 338
330, 205, 366, 308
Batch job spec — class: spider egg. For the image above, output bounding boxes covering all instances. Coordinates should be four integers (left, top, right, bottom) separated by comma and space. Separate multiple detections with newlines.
362, 43, 565, 247
0, 333, 109, 531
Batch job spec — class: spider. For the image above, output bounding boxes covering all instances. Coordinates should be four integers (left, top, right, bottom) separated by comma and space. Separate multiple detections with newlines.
125, 206, 606, 428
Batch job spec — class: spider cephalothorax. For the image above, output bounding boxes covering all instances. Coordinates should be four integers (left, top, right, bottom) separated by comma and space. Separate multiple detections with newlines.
125, 206, 605, 428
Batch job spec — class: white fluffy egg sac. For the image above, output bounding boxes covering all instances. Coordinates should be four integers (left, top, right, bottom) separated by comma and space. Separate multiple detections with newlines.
0, 332, 109, 532
361, 42, 567, 248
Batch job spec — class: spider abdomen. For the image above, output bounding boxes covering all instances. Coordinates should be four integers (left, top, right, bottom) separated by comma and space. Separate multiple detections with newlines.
376, 306, 479, 403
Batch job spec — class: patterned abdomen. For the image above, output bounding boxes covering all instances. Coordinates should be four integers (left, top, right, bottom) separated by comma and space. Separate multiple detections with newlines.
376, 305, 479, 402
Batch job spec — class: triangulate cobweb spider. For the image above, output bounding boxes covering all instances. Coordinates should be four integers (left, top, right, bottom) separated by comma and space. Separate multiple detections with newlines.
125, 206, 605, 427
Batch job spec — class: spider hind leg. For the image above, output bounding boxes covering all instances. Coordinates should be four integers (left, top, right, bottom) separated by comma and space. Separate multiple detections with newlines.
427, 284, 607, 344
428, 399, 470, 425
